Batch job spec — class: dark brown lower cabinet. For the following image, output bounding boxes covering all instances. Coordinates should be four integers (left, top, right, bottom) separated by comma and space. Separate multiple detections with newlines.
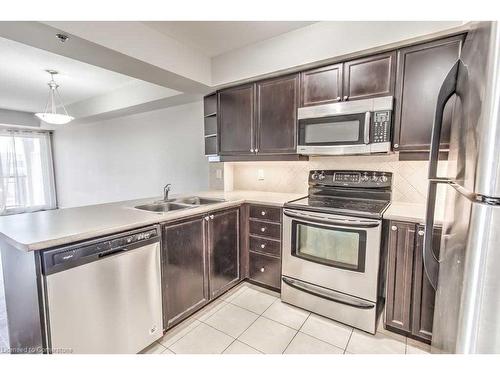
385, 220, 441, 343
162, 207, 240, 329
249, 251, 281, 289
246, 204, 283, 291
162, 216, 208, 328
208, 209, 240, 298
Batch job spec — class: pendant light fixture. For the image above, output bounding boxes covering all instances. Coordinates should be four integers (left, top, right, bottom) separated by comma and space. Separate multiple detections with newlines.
35, 70, 74, 125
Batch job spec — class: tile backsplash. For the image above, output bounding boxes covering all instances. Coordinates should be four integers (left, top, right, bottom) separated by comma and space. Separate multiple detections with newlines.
209, 154, 447, 204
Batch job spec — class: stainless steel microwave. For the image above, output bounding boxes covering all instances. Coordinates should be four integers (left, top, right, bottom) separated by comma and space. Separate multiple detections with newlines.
297, 96, 393, 156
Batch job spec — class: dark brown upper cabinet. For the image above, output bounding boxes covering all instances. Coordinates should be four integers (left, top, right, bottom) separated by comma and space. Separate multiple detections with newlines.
256, 74, 299, 154
218, 84, 255, 155
343, 51, 396, 101
393, 35, 464, 154
300, 64, 343, 106
208, 208, 240, 299
300, 51, 396, 105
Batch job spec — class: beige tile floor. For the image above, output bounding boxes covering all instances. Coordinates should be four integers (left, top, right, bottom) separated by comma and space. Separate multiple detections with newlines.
141, 282, 431, 355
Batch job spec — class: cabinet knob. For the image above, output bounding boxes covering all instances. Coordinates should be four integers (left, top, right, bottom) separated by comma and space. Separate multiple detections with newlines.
391, 225, 398, 231
204, 216, 210, 221
260, 243, 266, 249
255, 148, 259, 153
418, 230, 425, 236
336, 96, 341, 101
343, 95, 349, 101
260, 227, 266, 232
260, 267, 265, 273
394, 144, 399, 149
250, 148, 254, 153
209, 215, 214, 220
261, 211, 266, 216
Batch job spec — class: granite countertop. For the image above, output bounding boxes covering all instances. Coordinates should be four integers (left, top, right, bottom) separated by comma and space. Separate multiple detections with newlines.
0, 190, 304, 252
383, 201, 446, 225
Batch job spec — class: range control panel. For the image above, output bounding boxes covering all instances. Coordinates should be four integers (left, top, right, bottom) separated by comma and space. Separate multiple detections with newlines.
371, 110, 391, 143
309, 170, 392, 188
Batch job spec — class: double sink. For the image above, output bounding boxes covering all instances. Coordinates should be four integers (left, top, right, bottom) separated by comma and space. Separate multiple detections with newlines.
135, 196, 226, 213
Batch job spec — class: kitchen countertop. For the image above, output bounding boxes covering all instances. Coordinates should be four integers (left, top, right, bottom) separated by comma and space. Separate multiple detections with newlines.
0, 190, 304, 252
383, 201, 446, 225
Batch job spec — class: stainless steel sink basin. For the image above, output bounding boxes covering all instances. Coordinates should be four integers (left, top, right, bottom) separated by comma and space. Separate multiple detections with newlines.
134, 202, 193, 213
173, 196, 226, 205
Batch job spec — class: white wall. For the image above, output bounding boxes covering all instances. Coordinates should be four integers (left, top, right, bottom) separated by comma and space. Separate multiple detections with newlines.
53, 101, 208, 208
212, 21, 465, 85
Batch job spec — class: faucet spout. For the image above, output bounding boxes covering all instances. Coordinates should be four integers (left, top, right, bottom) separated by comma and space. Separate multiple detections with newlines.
163, 184, 172, 201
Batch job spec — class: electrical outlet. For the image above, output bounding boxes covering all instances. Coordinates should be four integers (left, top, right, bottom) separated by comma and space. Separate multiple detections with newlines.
258, 169, 265, 181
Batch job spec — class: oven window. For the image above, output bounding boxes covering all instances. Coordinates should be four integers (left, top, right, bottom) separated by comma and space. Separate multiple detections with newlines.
291, 221, 366, 272
299, 113, 367, 146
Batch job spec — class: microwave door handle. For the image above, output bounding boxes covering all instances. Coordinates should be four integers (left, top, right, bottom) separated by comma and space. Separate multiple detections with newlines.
283, 210, 380, 228
364, 111, 371, 144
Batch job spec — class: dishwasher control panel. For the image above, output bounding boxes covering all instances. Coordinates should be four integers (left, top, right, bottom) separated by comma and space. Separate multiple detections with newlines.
41, 226, 159, 275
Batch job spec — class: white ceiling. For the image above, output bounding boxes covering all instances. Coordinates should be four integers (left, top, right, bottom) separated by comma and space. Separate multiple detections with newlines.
0, 36, 171, 114
144, 21, 316, 57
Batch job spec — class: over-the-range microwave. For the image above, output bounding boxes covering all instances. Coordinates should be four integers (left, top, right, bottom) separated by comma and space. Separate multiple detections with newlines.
297, 96, 393, 156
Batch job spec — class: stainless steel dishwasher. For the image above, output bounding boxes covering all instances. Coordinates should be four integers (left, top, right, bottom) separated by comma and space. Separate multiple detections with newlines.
40, 226, 163, 354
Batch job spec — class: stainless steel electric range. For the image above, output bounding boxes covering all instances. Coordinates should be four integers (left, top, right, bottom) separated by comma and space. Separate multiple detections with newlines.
281, 170, 392, 334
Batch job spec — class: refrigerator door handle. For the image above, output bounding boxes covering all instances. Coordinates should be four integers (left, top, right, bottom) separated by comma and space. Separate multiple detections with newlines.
424, 60, 461, 290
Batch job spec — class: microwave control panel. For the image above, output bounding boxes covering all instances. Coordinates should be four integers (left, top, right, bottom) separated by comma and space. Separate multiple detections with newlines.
372, 111, 391, 143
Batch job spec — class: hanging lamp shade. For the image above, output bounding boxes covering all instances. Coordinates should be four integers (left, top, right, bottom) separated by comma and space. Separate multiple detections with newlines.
35, 70, 74, 125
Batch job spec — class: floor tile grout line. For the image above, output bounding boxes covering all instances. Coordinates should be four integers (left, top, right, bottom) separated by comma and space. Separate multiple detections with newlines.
297, 328, 348, 353
343, 329, 354, 354
160, 319, 202, 349
281, 312, 310, 354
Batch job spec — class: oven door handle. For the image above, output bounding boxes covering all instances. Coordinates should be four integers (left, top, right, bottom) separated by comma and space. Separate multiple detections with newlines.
282, 276, 375, 310
283, 210, 380, 228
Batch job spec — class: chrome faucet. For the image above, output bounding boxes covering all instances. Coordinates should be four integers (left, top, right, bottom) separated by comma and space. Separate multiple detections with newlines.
163, 184, 172, 201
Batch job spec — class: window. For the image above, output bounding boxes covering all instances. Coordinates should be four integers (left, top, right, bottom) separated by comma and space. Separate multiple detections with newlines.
0, 128, 56, 215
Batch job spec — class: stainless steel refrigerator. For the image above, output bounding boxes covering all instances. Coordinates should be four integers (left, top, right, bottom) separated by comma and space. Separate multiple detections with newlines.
424, 21, 500, 354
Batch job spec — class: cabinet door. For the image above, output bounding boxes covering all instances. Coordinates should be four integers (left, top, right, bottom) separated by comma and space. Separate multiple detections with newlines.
385, 221, 415, 333
300, 64, 343, 106
343, 51, 396, 101
393, 35, 464, 153
162, 217, 208, 328
256, 74, 299, 154
412, 225, 441, 342
218, 84, 255, 155
208, 208, 240, 298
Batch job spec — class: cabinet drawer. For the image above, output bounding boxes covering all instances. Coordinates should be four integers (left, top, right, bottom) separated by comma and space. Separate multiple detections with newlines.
249, 251, 281, 289
249, 235, 281, 257
249, 219, 281, 240
249, 205, 281, 222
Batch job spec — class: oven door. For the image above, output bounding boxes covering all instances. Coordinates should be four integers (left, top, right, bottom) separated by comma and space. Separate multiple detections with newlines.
282, 208, 382, 302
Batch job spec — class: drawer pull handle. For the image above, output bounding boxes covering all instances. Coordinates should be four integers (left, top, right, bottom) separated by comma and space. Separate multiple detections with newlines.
260, 267, 265, 273
260, 227, 266, 232
260, 244, 266, 249
261, 211, 266, 216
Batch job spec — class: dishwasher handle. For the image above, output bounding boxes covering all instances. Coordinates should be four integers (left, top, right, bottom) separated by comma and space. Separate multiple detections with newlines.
98, 248, 127, 258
